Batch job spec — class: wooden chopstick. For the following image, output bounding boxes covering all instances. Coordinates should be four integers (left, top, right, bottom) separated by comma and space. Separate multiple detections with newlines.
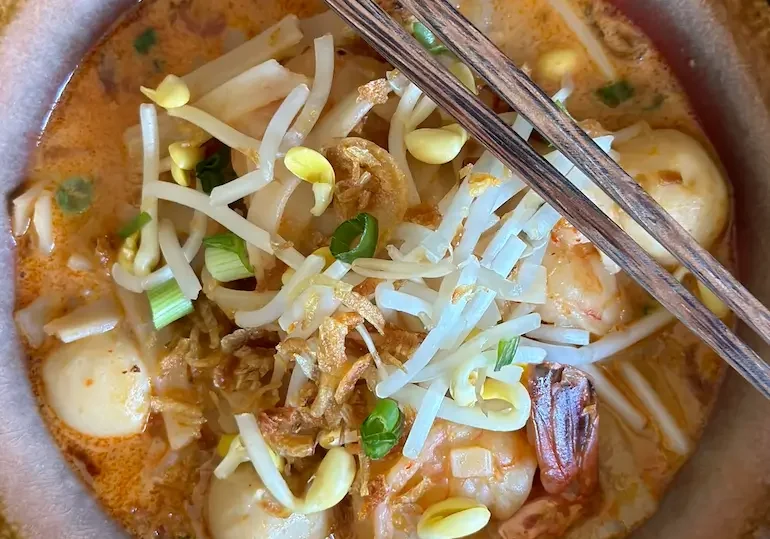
322, 0, 770, 398
403, 0, 770, 346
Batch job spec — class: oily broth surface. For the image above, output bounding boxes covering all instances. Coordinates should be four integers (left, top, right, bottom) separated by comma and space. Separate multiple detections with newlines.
15, 0, 728, 537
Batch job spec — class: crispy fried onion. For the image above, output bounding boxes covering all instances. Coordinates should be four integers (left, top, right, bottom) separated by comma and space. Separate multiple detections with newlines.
334, 353, 376, 404
220, 327, 279, 354
258, 407, 322, 458
497, 497, 585, 539
151, 391, 205, 430
377, 326, 425, 362
324, 138, 408, 237
527, 362, 599, 499
334, 289, 385, 334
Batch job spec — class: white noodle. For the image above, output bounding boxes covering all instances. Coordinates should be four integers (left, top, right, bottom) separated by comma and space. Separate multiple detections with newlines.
167, 105, 261, 157
182, 15, 303, 98
619, 362, 689, 454
351, 258, 454, 280
209, 84, 309, 206
15, 294, 61, 348
522, 204, 561, 242
582, 309, 675, 363
142, 210, 207, 290
12, 182, 44, 237
376, 260, 480, 397
134, 104, 161, 276
145, 181, 273, 255
393, 382, 530, 431
546, 0, 617, 81
481, 190, 544, 264
236, 413, 296, 510
375, 285, 434, 320
580, 364, 647, 431
32, 190, 54, 256
235, 254, 325, 328
403, 376, 449, 459
158, 219, 201, 300
414, 314, 542, 383
388, 83, 422, 205
488, 236, 527, 275
196, 60, 308, 122
526, 325, 590, 346
281, 34, 335, 151
407, 94, 438, 130
112, 264, 144, 293
285, 361, 309, 407
43, 297, 121, 343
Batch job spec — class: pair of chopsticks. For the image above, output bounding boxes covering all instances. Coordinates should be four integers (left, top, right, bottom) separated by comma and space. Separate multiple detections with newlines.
323, 0, 770, 397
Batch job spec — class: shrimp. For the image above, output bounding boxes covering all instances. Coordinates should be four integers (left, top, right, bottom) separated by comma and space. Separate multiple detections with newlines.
352, 421, 538, 538
499, 363, 599, 539
537, 222, 631, 336
614, 128, 729, 267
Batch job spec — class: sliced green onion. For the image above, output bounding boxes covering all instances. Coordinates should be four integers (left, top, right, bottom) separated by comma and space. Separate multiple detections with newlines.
360, 398, 404, 460
596, 80, 634, 108
412, 21, 447, 55
494, 336, 521, 372
330, 212, 378, 263
196, 143, 237, 194
55, 177, 93, 215
147, 279, 193, 329
134, 28, 156, 55
205, 247, 254, 282
118, 211, 152, 239
202, 232, 252, 271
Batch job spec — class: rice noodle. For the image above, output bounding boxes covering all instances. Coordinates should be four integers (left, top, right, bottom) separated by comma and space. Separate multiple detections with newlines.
388, 83, 422, 205
281, 34, 335, 151
145, 181, 273, 255
210, 84, 309, 205
546, 0, 617, 81
393, 382, 530, 432
481, 190, 544, 265
583, 309, 675, 363
407, 94, 438, 130
43, 297, 121, 343
167, 105, 261, 157
375, 284, 434, 321
413, 314, 542, 383
235, 413, 297, 510
195, 60, 308, 122
142, 209, 207, 290
134, 104, 161, 276
285, 361, 309, 407
488, 236, 527, 276
526, 325, 590, 346
376, 259, 480, 398
519, 337, 585, 365
15, 294, 62, 348
580, 364, 646, 431
351, 258, 454, 280
619, 362, 689, 453
12, 182, 44, 237
32, 190, 54, 256
403, 376, 449, 459
454, 178, 523, 263
112, 264, 145, 293
182, 15, 303, 98
522, 204, 561, 242
158, 219, 201, 300
235, 254, 325, 328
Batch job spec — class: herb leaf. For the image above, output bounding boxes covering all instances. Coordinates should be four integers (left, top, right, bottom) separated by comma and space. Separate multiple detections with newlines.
202, 232, 253, 272
596, 80, 635, 108
134, 28, 157, 55
55, 177, 93, 214
360, 399, 404, 460
494, 336, 521, 371
411, 21, 448, 55
195, 144, 237, 194
118, 211, 152, 239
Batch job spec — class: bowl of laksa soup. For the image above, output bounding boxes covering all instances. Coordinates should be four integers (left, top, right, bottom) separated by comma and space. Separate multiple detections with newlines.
2, 0, 770, 538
